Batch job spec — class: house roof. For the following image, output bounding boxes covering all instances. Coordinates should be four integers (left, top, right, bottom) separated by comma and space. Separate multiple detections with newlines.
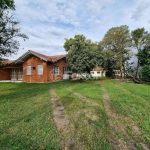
14, 50, 66, 64
49, 54, 66, 62
92, 66, 104, 71
1, 60, 15, 65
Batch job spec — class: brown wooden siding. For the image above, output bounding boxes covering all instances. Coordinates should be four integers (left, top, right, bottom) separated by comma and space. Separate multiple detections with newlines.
0, 56, 67, 82
47, 58, 67, 82
0, 67, 11, 80
23, 56, 48, 82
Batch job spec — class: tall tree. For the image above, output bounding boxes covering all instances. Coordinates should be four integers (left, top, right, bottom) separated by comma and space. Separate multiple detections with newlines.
64, 34, 104, 74
131, 28, 150, 77
0, 0, 28, 58
102, 25, 132, 78
0, 11, 28, 57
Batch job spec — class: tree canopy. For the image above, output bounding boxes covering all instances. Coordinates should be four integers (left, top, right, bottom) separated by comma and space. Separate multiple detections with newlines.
0, 11, 28, 57
0, 0, 28, 58
131, 27, 150, 77
137, 45, 150, 82
138, 45, 150, 66
64, 34, 105, 74
101, 25, 132, 78
0, 0, 15, 10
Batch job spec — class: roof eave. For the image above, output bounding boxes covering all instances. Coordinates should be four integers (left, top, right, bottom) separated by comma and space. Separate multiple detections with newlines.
14, 51, 48, 64
52, 55, 66, 63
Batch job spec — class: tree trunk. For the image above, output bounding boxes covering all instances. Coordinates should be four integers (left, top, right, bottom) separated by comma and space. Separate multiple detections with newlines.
120, 67, 123, 79
135, 60, 139, 78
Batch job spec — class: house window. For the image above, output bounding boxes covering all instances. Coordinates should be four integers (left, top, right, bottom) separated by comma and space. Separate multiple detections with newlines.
52, 66, 59, 74
63, 67, 70, 74
91, 72, 94, 74
37, 65, 43, 75
97, 71, 100, 74
26, 66, 31, 75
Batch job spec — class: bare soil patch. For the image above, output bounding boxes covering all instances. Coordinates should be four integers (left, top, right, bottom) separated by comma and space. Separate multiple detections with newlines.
75, 109, 98, 122
50, 89, 70, 133
50, 89, 79, 150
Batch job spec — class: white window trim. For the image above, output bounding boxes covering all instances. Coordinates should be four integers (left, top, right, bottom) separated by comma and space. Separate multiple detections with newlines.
37, 65, 43, 75
52, 66, 59, 74
26, 66, 31, 75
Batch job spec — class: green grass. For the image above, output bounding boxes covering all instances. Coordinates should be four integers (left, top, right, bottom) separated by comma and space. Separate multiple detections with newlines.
52, 81, 111, 149
119, 82, 150, 101
0, 83, 60, 150
104, 80, 150, 145
0, 80, 150, 149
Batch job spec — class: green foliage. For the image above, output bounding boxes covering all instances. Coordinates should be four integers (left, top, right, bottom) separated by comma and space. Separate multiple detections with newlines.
64, 34, 105, 73
0, 11, 28, 57
137, 45, 150, 82
131, 28, 150, 50
138, 45, 150, 66
139, 65, 150, 82
0, 0, 15, 10
131, 28, 150, 77
102, 25, 132, 78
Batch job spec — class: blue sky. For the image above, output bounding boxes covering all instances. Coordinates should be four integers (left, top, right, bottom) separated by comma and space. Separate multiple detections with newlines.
9, 0, 150, 59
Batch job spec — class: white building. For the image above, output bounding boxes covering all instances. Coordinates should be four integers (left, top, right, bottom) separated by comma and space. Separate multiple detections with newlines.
113, 70, 124, 77
90, 67, 106, 77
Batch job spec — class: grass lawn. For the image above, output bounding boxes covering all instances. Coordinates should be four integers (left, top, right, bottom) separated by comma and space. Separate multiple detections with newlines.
0, 80, 149, 149
0, 83, 60, 150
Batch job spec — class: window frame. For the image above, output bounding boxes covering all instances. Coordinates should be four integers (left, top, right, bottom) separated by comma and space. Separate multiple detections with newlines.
26, 66, 31, 75
52, 66, 59, 74
63, 67, 70, 74
37, 64, 43, 75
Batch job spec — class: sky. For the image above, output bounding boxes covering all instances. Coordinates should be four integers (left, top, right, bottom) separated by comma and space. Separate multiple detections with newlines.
8, 0, 150, 59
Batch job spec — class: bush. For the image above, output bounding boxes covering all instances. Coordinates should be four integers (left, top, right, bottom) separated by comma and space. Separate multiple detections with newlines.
139, 65, 150, 82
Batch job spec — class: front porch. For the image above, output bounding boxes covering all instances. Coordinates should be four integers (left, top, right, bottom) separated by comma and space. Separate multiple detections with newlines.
0, 80, 23, 82
11, 68, 23, 81
0, 66, 23, 81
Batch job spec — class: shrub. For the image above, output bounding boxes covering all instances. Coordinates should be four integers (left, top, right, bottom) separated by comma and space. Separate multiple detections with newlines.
139, 65, 150, 82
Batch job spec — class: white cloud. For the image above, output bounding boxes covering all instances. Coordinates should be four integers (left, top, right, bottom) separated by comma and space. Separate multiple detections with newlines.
131, 1, 150, 21
48, 27, 66, 37
95, 19, 103, 25
86, 0, 114, 14
5, 0, 150, 60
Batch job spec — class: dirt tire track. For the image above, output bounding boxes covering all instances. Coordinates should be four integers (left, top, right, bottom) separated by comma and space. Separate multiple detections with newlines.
50, 89, 79, 150
66, 87, 98, 107
100, 81, 137, 150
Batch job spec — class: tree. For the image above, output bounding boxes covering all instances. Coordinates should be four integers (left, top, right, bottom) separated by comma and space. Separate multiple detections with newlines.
0, 11, 28, 57
64, 34, 104, 75
131, 27, 150, 78
138, 45, 150, 66
101, 25, 132, 78
138, 45, 150, 82
0, 0, 15, 10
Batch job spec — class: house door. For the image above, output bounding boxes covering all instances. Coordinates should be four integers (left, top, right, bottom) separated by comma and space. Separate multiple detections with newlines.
11, 69, 17, 80
18, 68, 23, 80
